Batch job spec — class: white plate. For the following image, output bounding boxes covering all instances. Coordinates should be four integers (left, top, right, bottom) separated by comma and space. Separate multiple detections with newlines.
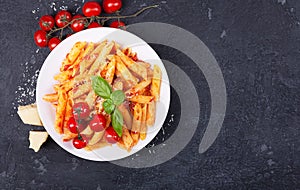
36, 28, 170, 161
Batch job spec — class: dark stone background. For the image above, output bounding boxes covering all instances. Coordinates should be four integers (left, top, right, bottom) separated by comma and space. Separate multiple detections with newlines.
0, 0, 299, 189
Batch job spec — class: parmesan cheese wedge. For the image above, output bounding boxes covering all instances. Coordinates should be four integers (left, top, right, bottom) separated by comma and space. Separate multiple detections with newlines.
29, 131, 48, 152
17, 104, 43, 126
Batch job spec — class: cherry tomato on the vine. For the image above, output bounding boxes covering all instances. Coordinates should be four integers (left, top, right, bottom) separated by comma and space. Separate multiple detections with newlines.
39, 15, 55, 31
72, 135, 88, 149
73, 102, 90, 120
87, 22, 102, 29
66, 33, 72, 38
55, 10, 72, 28
105, 126, 121, 144
103, 0, 122, 14
110, 20, 125, 29
70, 15, 86, 32
48, 37, 61, 51
82, 1, 102, 17
89, 114, 106, 132
34, 30, 48, 47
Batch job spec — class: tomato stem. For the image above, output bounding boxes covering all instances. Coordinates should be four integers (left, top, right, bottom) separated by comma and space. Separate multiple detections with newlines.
59, 28, 63, 40
78, 133, 82, 140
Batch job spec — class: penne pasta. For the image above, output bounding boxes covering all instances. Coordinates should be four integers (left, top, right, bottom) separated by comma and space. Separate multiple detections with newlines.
85, 91, 96, 109
53, 84, 61, 92
68, 42, 95, 75
73, 82, 91, 99
60, 41, 86, 72
117, 50, 147, 80
62, 129, 78, 142
63, 97, 73, 129
54, 70, 72, 82
88, 131, 105, 145
116, 49, 134, 67
131, 103, 142, 144
140, 104, 147, 140
125, 79, 151, 98
62, 97, 77, 141
43, 93, 58, 103
86, 140, 110, 151
55, 89, 68, 134
81, 125, 94, 136
79, 41, 107, 74
88, 41, 114, 75
119, 103, 132, 130
61, 79, 74, 92
104, 56, 116, 84
115, 56, 138, 85
146, 100, 156, 126
128, 62, 148, 80
150, 64, 162, 101
129, 95, 154, 104
121, 127, 134, 150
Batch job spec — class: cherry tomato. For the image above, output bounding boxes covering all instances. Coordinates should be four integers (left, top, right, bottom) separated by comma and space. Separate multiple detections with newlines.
67, 117, 87, 133
39, 15, 55, 31
70, 15, 86, 32
110, 20, 125, 29
78, 121, 88, 132
105, 126, 120, 144
87, 22, 102, 29
67, 117, 78, 133
89, 114, 106, 132
66, 33, 72, 38
48, 37, 61, 51
72, 135, 88, 149
34, 30, 48, 47
73, 102, 90, 120
82, 1, 102, 17
55, 10, 72, 28
103, 0, 122, 14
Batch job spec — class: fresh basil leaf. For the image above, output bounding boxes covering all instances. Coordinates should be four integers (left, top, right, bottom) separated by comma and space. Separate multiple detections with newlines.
111, 90, 125, 106
103, 99, 115, 114
112, 108, 123, 137
91, 76, 112, 99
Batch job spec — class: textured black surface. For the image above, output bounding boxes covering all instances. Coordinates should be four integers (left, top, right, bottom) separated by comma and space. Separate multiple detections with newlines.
1, 0, 300, 189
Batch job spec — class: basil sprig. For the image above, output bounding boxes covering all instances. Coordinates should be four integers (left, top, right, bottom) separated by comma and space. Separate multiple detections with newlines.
91, 76, 125, 137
